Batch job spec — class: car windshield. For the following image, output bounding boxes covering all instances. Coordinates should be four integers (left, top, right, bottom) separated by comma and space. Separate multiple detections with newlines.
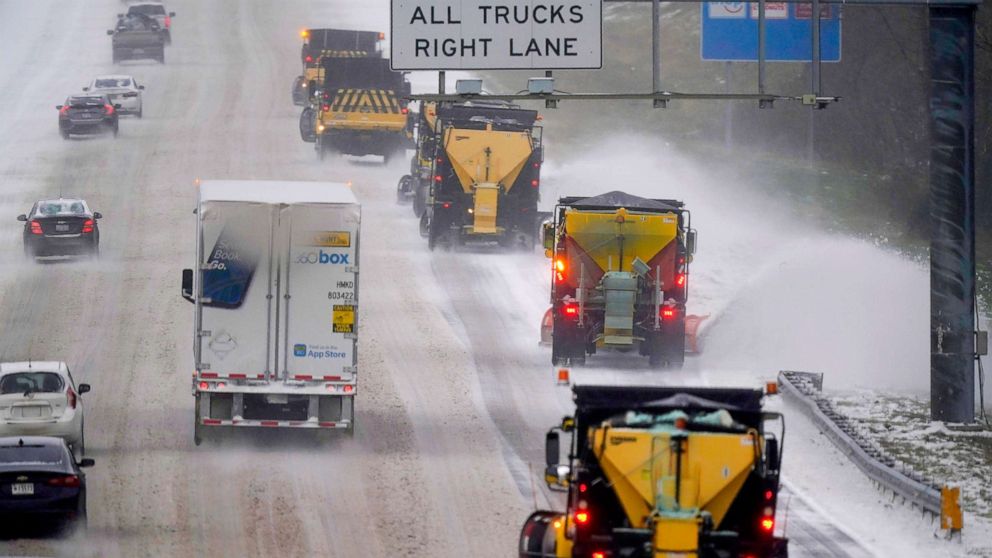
117, 14, 158, 31
128, 4, 166, 15
0, 444, 65, 466
36, 201, 87, 216
0, 372, 65, 395
68, 98, 105, 109
95, 78, 131, 88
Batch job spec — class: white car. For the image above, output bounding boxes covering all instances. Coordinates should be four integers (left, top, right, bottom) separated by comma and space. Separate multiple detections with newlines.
83, 75, 144, 118
0, 362, 89, 458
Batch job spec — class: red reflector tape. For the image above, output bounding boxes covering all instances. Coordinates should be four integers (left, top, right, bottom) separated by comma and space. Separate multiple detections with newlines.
200, 372, 218, 378
260, 421, 279, 427
319, 421, 337, 427
294, 374, 313, 381
228, 373, 246, 379
323, 375, 341, 381
203, 419, 222, 425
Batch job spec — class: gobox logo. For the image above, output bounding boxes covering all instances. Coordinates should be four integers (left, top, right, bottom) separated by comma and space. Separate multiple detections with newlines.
296, 250, 350, 265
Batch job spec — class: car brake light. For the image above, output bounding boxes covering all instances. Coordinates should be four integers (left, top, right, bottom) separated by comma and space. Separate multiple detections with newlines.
164, 15, 171, 28
104, 104, 114, 115
81, 219, 94, 234
47, 475, 80, 488
67, 387, 77, 409
59, 105, 70, 116
30, 221, 43, 235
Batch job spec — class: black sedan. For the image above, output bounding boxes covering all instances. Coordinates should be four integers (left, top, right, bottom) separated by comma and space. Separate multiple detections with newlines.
57, 94, 120, 139
19, 198, 102, 259
0, 436, 93, 529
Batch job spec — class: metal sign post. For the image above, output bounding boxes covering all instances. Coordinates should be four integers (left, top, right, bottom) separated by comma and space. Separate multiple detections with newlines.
929, 5, 976, 423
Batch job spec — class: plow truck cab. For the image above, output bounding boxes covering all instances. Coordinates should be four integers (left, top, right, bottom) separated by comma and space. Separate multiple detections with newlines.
545, 192, 696, 368
180, 181, 360, 444
421, 100, 544, 250
520, 383, 788, 558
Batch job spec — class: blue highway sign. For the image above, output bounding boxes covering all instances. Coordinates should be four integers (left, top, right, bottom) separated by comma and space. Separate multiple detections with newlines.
701, 2, 841, 62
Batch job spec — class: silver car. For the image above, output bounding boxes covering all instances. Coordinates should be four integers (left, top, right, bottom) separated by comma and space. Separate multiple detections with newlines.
0, 362, 90, 459
83, 75, 144, 118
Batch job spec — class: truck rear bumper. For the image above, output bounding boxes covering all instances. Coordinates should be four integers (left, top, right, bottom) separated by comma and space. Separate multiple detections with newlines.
198, 417, 351, 429
195, 391, 354, 428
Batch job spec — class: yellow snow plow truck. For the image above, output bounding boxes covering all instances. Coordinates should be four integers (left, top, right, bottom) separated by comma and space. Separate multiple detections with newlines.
300, 56, 412, 162
520, 383, 788, 558
544, 192, 697, 369
419, 100, 544, 250
292, 28, 383, 106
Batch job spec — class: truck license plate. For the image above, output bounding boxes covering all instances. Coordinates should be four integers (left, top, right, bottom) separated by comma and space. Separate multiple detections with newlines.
11, 483, 33, 496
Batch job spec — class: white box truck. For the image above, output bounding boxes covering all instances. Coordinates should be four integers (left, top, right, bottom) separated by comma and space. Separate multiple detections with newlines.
181, 180, 360, 444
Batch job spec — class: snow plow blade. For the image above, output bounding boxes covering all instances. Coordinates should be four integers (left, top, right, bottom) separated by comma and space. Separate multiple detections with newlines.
685, 313, 709, 354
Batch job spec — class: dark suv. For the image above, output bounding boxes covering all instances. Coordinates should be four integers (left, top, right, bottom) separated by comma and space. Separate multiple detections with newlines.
56, 95, 119, 139
19, 199, 102, 259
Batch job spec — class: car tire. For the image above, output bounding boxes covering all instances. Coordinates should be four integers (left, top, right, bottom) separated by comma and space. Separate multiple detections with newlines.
23, 244, 34, 261
158, 49, 165, 64
60, 129, 70, 140
112, 125, 119, 138
137, 106, 143, 119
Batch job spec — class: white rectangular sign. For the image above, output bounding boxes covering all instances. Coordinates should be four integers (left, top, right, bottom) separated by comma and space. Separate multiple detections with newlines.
390, 0, 602, 70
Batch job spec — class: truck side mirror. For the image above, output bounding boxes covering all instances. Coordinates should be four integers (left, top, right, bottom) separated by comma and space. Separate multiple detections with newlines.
181, 268, 194, 303
544, 464, 569, 492
545, 430, 560, 467
766, 438, 779, 471
686, 229, 697, 256
542, 222, 554, 252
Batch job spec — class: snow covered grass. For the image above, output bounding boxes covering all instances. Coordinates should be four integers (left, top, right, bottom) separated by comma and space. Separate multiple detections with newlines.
831, 390, 992, 519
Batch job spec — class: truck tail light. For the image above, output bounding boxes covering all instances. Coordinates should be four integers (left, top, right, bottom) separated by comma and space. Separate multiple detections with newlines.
561, 302, 579, 318
321, 104, 330, 112
574, 510, 590, 525
760, 517, 774, 533
661, 307, 676, 320
676, 273, 686, 287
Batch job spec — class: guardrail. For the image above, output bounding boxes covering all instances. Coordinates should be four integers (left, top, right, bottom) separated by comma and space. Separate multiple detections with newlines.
777, 371, 962, 533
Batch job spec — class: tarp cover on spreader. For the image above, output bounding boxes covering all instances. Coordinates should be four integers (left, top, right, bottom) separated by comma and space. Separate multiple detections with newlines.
567, 191, 682, 212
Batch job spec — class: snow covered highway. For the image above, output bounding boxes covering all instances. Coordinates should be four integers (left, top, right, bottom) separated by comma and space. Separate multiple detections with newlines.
0, 0, 986, 557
